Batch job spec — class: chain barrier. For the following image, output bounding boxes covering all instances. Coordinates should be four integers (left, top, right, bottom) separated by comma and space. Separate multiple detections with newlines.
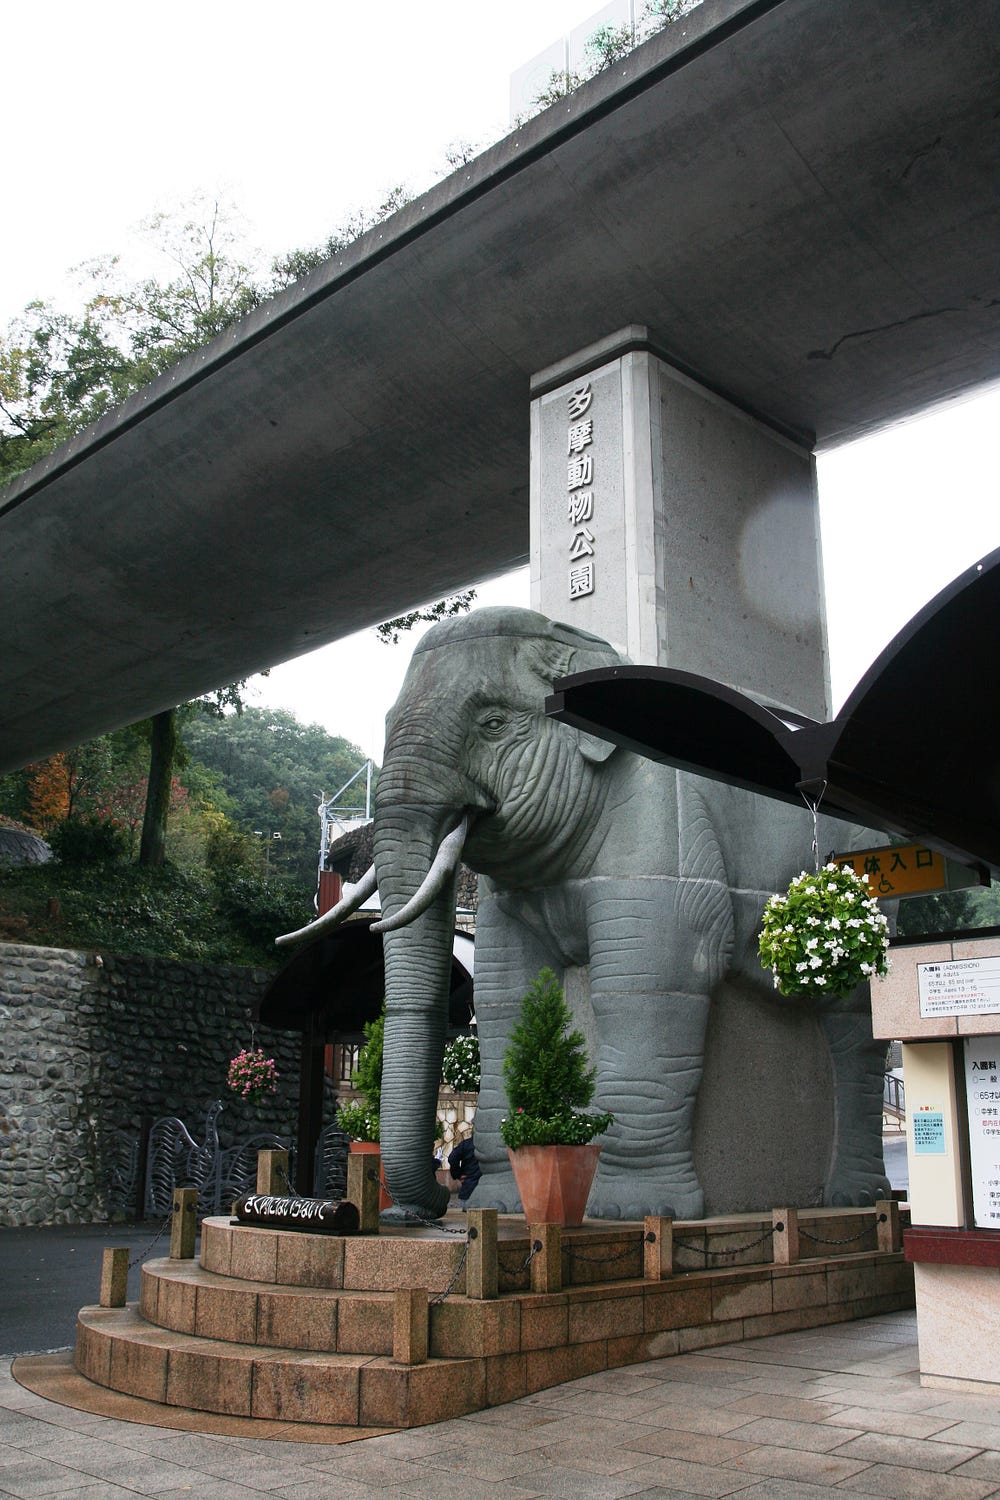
799, 1215, 883, 1249
375, 1172, 468, 1234
673, 1226, 776, 1262
127, 1210, 174, 1271
431, 1241, 470, 1304
277, 1166, 307, 1202
497, 1239, 543, 1287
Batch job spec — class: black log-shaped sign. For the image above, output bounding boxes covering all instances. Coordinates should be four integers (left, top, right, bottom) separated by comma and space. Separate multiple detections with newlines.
233, 1194, 360, 1235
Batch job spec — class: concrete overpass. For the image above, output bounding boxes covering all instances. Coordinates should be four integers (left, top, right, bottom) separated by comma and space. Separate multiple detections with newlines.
2, 0, 997, 774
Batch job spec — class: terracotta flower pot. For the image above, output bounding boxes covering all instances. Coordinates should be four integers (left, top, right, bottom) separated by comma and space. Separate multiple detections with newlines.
349, 1140, 391, 1211
507, 1143, 601, 1227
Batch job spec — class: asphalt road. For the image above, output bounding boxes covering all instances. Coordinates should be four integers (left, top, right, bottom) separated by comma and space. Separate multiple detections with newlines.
0, 1222, 188, 1357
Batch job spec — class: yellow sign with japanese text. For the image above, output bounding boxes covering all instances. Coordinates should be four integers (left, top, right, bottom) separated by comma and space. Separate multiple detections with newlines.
835, 844, 946, 899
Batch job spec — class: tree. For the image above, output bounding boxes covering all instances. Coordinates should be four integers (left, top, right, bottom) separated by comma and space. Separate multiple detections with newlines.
500, 969, 614, 1148
268, 186, 411, 288
1, 195, 478, 846
181, 705, 372, 884
0, 197, 264, 488
375, 590, 478, 645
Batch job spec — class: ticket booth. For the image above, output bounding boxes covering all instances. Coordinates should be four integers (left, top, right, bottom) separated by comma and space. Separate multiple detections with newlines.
871, 936, 1000, 1392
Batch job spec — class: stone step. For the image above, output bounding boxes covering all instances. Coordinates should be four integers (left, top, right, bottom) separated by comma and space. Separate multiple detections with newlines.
142, 1259, 395, 1355
201, 1214, 471, 1294
76, 1304, 484, 1427
140, 1258, 524, 1360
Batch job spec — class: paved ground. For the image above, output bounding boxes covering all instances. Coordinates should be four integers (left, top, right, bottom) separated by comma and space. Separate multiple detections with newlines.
0, 1139, 944, 1498
7, 1310, 1000, 1497
5, 1308, 1000, 1494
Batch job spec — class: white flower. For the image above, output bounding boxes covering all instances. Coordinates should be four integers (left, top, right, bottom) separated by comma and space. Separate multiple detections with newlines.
809, 956, 823, 969
829, 916, 841, 930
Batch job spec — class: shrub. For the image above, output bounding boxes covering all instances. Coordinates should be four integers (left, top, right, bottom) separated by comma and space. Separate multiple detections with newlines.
352, 1011, 385, 1116
336, 1099, 380, 1143
211, 867, 311, 946
49, 816, 129, 865
500, 969, 613, 1149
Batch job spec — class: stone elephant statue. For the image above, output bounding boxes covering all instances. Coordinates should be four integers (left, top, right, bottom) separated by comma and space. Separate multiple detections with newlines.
280, 606, 890, 1222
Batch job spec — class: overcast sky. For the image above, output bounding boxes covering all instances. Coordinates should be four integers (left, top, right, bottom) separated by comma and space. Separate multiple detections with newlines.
6, 1, 998, 765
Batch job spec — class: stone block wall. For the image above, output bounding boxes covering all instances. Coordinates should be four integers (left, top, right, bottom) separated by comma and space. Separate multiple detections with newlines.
0, 945, 97, 1225
0, 942, 302, 1227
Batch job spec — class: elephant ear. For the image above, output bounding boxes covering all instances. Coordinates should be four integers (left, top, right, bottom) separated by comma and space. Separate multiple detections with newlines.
567, 725, 618, 764
527, 623, 624, 765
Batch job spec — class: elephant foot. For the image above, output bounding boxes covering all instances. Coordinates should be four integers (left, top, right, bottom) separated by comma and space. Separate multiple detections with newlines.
823, 1170, 892, 1208
587, 1172, 704, 1222
465, 1170, 522, 1216
380, 1202, 446, 1225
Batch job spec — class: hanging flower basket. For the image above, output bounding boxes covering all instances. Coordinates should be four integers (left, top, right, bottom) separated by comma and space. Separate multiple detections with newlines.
759, 863, 890, 998
226, 1047, 279, 1107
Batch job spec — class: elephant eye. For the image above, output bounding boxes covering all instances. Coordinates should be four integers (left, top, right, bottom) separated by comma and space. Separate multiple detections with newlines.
478, 712, 509, 737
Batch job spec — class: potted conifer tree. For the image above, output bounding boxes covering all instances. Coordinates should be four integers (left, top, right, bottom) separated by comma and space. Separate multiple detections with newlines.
500, 968, 613, 1227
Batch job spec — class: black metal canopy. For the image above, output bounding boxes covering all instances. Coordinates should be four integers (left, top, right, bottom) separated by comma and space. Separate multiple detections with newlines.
258, 915, 474, 1038
546, 546, 1000, 875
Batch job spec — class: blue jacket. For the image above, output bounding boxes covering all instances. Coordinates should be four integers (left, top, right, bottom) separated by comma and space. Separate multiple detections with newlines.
448, 1136, 481, 1201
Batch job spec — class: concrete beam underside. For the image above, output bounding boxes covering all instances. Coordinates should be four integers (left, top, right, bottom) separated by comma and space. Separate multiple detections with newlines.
1, 0, 997, 771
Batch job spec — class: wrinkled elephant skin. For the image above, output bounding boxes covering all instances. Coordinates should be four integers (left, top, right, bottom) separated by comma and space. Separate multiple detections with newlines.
313, 607, 891, 1223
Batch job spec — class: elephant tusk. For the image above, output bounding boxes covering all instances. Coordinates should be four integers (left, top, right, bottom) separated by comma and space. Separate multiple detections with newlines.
275, 865, 378, 946
372, 815, 469, 934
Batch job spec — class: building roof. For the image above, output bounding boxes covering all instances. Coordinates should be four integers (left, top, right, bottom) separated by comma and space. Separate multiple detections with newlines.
2, 0, 997, 773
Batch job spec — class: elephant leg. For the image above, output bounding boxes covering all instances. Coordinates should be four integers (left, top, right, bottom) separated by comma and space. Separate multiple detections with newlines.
585, 879, 716, 1220
464, 892, 563, 1214
819, 992, 891, 1206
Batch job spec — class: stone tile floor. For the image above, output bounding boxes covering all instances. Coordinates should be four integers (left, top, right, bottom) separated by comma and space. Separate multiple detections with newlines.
3, 1311, 1000, 1497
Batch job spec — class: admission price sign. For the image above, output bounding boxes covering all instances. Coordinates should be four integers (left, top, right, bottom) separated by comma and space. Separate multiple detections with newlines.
964, 1036, 1000, 1229
918, 955, 1000, 1018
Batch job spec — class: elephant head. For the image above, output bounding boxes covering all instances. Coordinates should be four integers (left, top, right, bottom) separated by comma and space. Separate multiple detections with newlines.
278, 606, 623, 1219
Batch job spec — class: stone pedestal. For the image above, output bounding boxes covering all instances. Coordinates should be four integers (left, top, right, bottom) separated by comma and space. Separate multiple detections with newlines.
530, 326, 830, 720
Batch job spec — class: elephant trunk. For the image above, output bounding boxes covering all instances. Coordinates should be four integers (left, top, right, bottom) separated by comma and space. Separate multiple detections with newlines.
374, 798, 459, 1219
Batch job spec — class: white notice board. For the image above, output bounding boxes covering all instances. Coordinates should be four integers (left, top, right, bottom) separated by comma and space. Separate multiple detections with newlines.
964, 1035, 1000, 1229
919, 955, 1000, 1018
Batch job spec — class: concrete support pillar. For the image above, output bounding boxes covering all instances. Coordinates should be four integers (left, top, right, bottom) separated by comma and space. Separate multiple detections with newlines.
393, 1288, 429, 1365
877, 1198, 902, 1253
530, 327, 829, 719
